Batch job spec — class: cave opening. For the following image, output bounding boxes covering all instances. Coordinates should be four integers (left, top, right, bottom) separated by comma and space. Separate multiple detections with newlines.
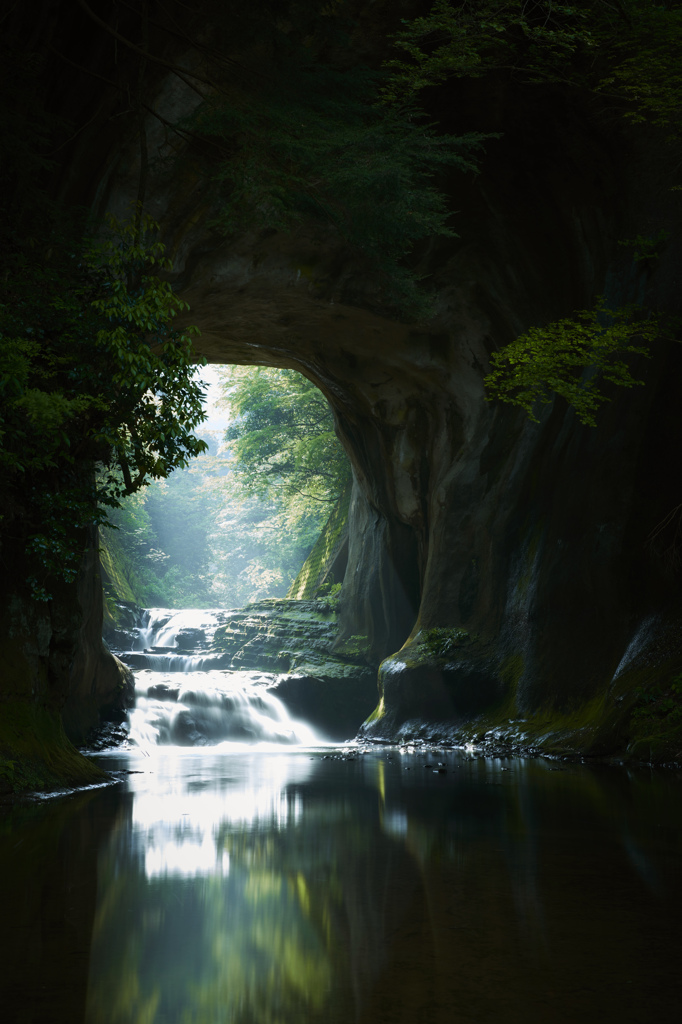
100, 359, 377, 751
3, 3, 682, 1018
100, 362, 352, 614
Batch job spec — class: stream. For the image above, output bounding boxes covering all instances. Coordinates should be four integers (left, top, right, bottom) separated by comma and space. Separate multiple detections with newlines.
1, 608, 682, 1023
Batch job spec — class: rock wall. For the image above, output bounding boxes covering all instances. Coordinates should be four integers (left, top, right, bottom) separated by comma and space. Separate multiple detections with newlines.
287, 486, 351, 601
4, 2, 682, 760
142, 84, 680, 758
62, 529, 135, 745
0, 524, 132, 790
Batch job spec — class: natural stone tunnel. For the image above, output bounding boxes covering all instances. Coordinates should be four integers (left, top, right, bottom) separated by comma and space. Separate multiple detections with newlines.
95, 58, 682, 752
3, 0, 682, 761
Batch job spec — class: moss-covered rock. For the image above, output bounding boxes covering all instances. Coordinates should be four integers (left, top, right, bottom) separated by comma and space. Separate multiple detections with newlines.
98, 527, 149, 632
0, 702, 107, 796
0, 526, 128, 794
208, 598, 377, 739
360, 626, 498, 738
358, 610, 682, 765
360, 611, 682, 764
287, 486, 350, 600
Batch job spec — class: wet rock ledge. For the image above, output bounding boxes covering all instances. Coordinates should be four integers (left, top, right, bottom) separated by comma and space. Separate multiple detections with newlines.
216, 599, 377, 740
108, 598, 378, 741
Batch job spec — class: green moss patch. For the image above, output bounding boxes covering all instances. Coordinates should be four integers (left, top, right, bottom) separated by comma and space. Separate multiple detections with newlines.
398, 627, 478, 671
287, 486, 350, 600
210, 598, 373, 676
0, 701, 108, 796
333, 633, 371, 661
626, 673, 682, 762
418, 627, 474, 657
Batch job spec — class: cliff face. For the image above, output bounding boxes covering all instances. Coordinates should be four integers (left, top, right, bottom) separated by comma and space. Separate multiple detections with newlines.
3, 2, 682, 761
102, 78, 679, 758
0, 524, 131, 790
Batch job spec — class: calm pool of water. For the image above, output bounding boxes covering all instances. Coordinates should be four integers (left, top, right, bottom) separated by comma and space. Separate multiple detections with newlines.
1, 747, 681, 1024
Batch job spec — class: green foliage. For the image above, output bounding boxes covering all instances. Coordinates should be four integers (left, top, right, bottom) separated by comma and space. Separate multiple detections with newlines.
187, 17, 492, 318
598, 3, 682, 136
103, 482, 196, 608
287, 484, 350, 600
103, 410, 336, 610
386, 3, 681, 426
383, 1, 682, 136
222, 365, 351, 529
102, 434, 218, 609
210, 367, 353, 605
484, 301, 663, 426
618, 230, 670, 263
382, 0, 597, 101
0, 212, 207, 599
83, 214, 208, 493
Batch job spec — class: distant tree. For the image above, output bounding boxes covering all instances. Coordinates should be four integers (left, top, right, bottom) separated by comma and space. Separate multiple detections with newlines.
103, 411, 332, 609
222, 366, 351, 527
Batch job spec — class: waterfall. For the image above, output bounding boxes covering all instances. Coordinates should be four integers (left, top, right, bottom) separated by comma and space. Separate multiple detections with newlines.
136, 608, 226, 651
111, 608, 326, 750
114, 607, 232, 671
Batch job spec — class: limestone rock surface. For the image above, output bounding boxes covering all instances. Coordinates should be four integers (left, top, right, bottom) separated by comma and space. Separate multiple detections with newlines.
3, 2, 682, 761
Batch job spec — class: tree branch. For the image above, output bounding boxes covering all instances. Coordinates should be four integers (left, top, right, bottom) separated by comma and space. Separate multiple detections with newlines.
75, 0, 215, 95
48, 46, 230, 155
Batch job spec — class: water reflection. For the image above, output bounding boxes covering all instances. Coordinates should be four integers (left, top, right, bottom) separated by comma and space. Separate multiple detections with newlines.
2, 752, 682, 1024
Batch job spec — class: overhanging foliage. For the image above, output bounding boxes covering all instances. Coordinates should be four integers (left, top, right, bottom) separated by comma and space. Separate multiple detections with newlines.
0, 213, 207, 599
484, 302, 664, 425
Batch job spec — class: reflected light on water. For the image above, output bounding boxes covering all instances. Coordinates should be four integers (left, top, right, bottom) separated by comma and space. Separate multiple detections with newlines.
124, 750, 311, 879
4, 748, 682, 1024
145, 837, 230, 878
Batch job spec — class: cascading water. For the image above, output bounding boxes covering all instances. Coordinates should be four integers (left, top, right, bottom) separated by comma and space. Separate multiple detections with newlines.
112, 608, 324, 750
129, 669, 320, 748
124, 607, 231, 671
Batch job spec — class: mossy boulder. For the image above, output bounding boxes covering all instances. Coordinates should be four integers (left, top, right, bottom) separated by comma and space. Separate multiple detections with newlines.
0, 702, 107, 797
359, 611, 682, 764
208, 598, 376, 738
360, 627, 500, 739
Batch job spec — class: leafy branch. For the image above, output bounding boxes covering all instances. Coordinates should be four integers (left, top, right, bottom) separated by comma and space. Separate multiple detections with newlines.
0, 210, 207, 598
382, 0, 682, 139
484, 301, 665, 425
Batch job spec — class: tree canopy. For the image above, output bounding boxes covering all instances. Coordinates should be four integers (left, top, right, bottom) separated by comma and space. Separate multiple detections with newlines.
222, 366, 351, 521
484, 303, 664, 426
383, 0, 682, 136
102, 368, 351, 610
0, 211, 207, 599
382, 0, 682, 422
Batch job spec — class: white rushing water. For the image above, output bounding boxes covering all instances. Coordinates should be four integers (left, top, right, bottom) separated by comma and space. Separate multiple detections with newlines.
129, 669, 321, 749
116, 608, 326, 751
133, 607, 227, 652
